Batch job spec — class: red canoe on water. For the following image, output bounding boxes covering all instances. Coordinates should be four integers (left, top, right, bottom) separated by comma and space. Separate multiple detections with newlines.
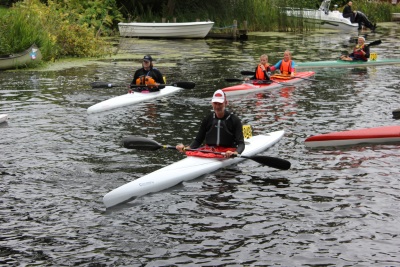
305, 126, 400, 148
222, 71, 315, 96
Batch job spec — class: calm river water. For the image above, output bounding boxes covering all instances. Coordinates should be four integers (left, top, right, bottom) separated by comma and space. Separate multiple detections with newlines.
1, 24, 400, 266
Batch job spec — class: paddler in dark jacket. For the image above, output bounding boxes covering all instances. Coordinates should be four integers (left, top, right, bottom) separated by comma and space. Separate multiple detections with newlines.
340, 36, 370, 61
131, 55, 165, 91
246, 54, 271, 81
176, 90, 245, 158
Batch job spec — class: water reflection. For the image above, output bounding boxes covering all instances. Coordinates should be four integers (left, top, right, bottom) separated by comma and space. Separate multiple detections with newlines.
1, 25, 400, 266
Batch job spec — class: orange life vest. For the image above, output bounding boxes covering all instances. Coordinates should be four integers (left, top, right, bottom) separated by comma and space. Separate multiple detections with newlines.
280, 60, 293, 76
256, 64, 270, 80
136, 75, 157, 86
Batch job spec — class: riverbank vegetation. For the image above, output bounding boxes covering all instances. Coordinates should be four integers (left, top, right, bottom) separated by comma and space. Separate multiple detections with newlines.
1, 0, 399, 60
0, 0, 122, 60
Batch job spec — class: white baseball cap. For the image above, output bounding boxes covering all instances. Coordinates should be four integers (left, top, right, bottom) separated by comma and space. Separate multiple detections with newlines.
211, 90, 225, 103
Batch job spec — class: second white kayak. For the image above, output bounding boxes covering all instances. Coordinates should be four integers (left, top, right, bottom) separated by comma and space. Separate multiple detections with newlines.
87, 86, 183, 114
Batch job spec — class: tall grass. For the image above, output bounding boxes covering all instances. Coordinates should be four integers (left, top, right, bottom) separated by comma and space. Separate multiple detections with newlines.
0, 0, 112, 59
353, 0, 393, 23
0, 5, 47, 55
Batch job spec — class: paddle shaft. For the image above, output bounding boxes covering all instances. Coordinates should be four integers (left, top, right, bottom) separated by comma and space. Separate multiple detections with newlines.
163, 146, 290, 170
240, 71, 317, 82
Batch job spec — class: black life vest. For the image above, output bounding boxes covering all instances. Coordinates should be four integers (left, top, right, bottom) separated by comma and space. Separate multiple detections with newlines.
205, 113, 235, 147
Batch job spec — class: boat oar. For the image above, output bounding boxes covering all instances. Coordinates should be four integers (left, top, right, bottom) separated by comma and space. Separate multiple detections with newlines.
225, 78, 294, 87
122, 136, 291, 170
90, 81, 196, 89
240, 71, 318, 82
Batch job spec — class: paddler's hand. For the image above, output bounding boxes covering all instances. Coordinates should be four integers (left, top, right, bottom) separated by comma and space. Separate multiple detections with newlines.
176, 144, 188, 153
224, 151, 238, 158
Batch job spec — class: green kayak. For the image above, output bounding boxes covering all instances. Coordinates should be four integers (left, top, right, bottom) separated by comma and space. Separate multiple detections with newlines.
295, 58, 400, 69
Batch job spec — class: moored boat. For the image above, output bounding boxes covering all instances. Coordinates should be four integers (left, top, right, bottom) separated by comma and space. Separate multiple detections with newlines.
222, 71, 315, 96
0, 44, 42, 70
0, 114, 8, 123
295, 58, 400, 69
118, 21, 214, 38
103, 130, 285, 208
283, 0, 358, 31
305, 125, 400, 148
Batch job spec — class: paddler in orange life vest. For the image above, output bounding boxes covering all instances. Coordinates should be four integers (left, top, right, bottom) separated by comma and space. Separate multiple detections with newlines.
130, 55, 165, 91
176, 90, 245, 159
340, 36, 370, 62
270, 50, 296, 77
245, 54, 272, 81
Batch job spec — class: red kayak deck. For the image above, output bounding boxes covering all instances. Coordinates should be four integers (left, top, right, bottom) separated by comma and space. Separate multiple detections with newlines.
222, 71, 315, 96
305, 125, 400, 147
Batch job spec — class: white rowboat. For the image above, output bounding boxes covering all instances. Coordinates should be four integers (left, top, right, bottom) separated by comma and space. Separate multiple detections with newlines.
103, 131, 285, 208
118, 21, 214, 38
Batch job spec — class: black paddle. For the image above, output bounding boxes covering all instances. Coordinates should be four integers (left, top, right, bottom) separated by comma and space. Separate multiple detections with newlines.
240, 71, 318, 82
90, 81, 196, 89
366, 40, 382, 47
122, 136, 291, 170
225, 78, 293, 87
340, 40, 382, 59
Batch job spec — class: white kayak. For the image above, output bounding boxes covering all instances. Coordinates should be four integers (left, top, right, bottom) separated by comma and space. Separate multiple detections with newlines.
87, 86, 182, 114
103, 130, 285, 208
0, 114, 8, 123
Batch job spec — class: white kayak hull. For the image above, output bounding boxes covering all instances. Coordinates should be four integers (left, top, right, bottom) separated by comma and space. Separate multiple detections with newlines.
0, 114, 8, 123
103, 131, 285, 208
87, 86, 182, 114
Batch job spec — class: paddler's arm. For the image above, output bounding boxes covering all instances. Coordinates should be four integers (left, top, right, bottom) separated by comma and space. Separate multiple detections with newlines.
269, 60, 282, 72
290, 61, 296, 77
232, 115, 245, 155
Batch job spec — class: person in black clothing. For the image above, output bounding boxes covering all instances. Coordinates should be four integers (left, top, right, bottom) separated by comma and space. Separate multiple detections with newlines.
342, 1, 376, 31
176, 90, 245, 158
130, 55, 165, 91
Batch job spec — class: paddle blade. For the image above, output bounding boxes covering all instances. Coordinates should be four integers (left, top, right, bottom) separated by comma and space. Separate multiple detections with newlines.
122, 136, 163, 151
241, 71, 256, 76
367, 40, 382, 47
243, 155, 291, 170
171, 81, 196, 89
91, 82, 123, 88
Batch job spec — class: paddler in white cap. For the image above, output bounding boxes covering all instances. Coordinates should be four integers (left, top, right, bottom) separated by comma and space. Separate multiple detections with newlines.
340, 36, 370, 61
176, 90, 245, 158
